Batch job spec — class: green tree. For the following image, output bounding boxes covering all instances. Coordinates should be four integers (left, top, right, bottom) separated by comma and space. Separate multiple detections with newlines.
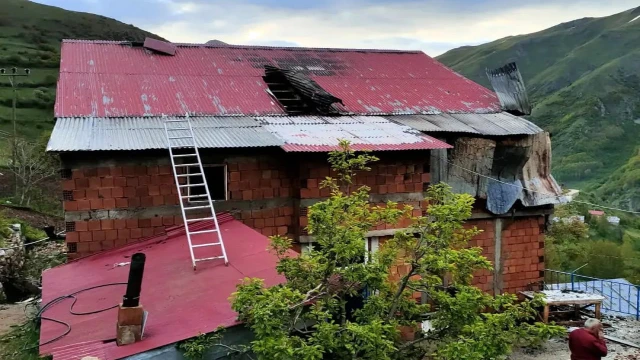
545, 216, 590, 272
231, 141, 563, 360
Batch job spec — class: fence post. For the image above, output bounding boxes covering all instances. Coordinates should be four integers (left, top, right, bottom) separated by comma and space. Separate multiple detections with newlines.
636, 286, 640, 321
571, 272, 575, 292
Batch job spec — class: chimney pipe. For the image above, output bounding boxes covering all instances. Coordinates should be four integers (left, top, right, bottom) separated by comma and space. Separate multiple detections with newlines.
123, 253, 145, 307
117, 252, 147, 346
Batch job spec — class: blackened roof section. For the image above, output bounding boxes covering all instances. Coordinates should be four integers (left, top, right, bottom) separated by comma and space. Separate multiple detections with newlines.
264, 65, 344, 115
486, 62, 531, 116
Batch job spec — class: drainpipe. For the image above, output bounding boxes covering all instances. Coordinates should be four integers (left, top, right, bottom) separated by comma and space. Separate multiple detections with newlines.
117, 253, 146, 346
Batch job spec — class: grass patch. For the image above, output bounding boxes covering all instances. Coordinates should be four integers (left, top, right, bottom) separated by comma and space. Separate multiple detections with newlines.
0, 317, 49, 360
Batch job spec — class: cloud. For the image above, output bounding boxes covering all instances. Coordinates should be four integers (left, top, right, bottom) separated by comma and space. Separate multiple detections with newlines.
35, 0, 640, 55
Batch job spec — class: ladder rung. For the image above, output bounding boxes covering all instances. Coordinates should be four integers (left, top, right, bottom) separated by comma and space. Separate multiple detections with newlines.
184, 205, 210, 210
191, 229, 218, 235
195, 256, 225, 262
186, 217, 215, 222
174, 163, 199, 167
179, 183, 205, 188
172, 153, 197, 158
168, 136, 193, 140
191, 242, 221, 248
177, 173, 202, 177
182, 194, 208, 199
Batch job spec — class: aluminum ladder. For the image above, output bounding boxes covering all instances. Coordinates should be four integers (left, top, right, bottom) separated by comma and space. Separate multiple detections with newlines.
163, 117, 228, 270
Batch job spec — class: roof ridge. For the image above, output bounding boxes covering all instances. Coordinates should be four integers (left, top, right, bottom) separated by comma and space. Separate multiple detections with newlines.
61, 39, 425, 54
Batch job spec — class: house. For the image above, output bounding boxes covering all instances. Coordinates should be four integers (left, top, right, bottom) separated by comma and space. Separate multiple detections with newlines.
607, 216, 621, 225
39, 213, 290, 359
47, 39, 564, 295
589, 210, 605, 217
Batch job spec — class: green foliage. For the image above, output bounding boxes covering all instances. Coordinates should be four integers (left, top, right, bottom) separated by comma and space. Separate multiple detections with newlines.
178, 327, 253, 360
0, 0, 164, 140
0, 318, 50, 360
436, 8, 640, 210
231, 141, 562, 360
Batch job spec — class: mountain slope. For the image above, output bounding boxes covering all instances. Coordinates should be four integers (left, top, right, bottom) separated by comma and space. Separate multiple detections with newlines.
0, 0, 163, 139
437, 6, 640, 211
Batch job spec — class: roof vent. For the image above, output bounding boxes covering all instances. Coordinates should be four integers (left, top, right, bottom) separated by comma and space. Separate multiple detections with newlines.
486, 62, 531, 116
143, 37, 176, 56
263, 65, 343, 115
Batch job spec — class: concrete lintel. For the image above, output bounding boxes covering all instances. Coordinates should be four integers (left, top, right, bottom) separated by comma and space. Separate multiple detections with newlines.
470, 208, 553, 220
65, 205, 181, 221
298, 227, 409, 243
300, 192, 423, 208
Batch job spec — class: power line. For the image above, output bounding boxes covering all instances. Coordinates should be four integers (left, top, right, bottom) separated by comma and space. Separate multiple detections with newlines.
446, 162, 640, 215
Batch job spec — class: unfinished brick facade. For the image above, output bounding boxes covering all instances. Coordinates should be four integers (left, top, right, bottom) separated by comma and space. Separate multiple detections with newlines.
59, 149, 547, 294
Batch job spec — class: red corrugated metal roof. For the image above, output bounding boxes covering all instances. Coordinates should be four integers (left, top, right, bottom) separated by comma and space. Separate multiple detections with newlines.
55, 41, 500, 118
39, 214, 292, 359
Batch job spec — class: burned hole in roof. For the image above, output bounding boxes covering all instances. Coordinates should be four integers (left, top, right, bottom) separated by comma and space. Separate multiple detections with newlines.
263, 65, 344, 115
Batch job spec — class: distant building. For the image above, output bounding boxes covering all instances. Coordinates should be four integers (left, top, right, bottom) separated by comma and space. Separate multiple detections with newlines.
607, 216, 621, 225
589, 210, 605, 217
552, 215, 585, 224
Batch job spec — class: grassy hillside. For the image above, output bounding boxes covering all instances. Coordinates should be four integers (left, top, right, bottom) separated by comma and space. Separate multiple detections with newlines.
0, 0, 163, 140
437, 6, 640, 211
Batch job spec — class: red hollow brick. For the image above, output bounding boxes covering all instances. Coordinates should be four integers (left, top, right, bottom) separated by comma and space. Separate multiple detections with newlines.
89, 242, 101, 252
66, 232, 79, 242
118, 229, 130, 239
64, 201, 78, 211
126, 177, 139, 187
151, 216, 163, 227
114, 177, 127, 187
148, 185, 160, 196
129, 197, 141, 208
99, 188, 112, 199
114, 219, 127, 229
130, 228, 142, 239
97, 167, 110, 177
87, 220, 101, 231
141, 196, 154, 207
115, 198, 128, 208
75, 178, 89, 189
93, 230, 106, 242
72, 169, 84, 179
79, 232, 92, 242
152, 195, 165, 206
63, 180, 76, 191
122, 166, 136, 177
90, 198, 103, 210
126, 219, 139, 229
105, 229, 118, 241
162, 217, 174, 226
110, 167, 123, 177
88, 177, 101, 189
103, 198, 116, 209
142, 228, 154, 238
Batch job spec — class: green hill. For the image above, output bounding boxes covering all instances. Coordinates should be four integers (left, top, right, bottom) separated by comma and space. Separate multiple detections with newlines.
0, 0, 163, 140
437, 6, 640, 211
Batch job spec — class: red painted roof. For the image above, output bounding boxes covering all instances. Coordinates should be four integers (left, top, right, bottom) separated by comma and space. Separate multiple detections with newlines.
39, 214, 292, 359
589, 210, 605, 216
55, 41, 500, 118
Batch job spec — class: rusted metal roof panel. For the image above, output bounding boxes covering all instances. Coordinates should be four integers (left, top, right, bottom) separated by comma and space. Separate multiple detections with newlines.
55, 40, 501, 117
40, 214, 291, 359
47, 117, 283, 151
388, 112, 542, 136
259, 116, 452, 152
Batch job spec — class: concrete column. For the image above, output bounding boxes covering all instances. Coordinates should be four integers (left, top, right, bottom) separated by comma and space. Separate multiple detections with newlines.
493, 218, 503, 295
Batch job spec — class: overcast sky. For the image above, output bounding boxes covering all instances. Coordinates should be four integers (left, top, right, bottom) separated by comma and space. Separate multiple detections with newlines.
34, 0, 638, 56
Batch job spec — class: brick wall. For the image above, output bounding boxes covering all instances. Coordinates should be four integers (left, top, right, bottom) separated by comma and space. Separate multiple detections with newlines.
386, 216, 545, 296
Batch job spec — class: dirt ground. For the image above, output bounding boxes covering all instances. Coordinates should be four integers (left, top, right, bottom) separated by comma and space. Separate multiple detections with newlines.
0, 204, 63, 231
511, 317, 640, 360
0, 304, 29, 336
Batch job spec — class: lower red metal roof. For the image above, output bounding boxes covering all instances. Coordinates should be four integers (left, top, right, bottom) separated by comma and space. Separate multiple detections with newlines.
39, 214, 291, 359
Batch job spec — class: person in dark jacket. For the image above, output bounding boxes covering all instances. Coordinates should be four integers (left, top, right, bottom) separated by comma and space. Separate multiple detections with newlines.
569, 318, 608, 360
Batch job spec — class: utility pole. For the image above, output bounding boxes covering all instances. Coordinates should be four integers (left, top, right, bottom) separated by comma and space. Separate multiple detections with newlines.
0, 67, 31, 197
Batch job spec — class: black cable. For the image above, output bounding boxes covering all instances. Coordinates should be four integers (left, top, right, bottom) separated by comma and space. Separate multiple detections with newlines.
25, 282, 128, 350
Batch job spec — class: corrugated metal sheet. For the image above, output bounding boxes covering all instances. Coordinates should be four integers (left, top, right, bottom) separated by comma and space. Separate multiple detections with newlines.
47, 117, 283, 151
55, 40, 501, 118
259, 116, 451, 152
40, 213, 293, 359
388, 112, 543, 135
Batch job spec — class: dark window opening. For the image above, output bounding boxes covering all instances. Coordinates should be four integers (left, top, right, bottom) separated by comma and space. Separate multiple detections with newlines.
65, 221, 75, 232
67, 242, 77, 253
60, 169, 72, 179
187, 165, 227, 201
63, 190, 73, 201
423, 162, 431, 173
